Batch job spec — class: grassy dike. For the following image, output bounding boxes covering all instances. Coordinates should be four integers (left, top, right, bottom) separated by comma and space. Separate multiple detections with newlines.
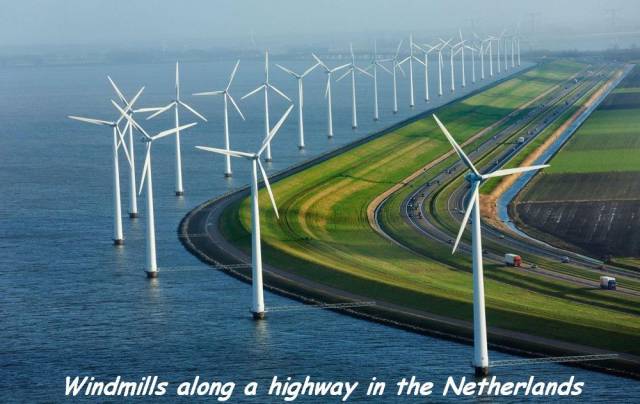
219, 60, 640, 357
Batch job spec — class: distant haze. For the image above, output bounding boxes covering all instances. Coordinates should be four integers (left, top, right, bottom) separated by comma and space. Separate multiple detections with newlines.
2, 0, 640, 52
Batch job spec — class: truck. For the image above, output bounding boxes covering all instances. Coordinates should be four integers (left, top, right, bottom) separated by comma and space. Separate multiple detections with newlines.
504, 253, 522, 267
600, 276, 617, 290
517, 136, 525, 144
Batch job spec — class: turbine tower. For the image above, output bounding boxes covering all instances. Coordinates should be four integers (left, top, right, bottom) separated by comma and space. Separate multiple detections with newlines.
336, 43, 370, 129
436, 39, 451, 96
433, 114, 548, 377
276, 61, 319, 149
196, 105, 293, 319
193, 60, 246, 177
113, 100, 197, 278
68, 109, 136, 245
106, 80, 158, 218
403, 34, 417, 107
312, 54, 349, 137
457, 30, 467, 88
364, 41, 391, 121
413, 42, 439, 102
465, 43, 478, 84
242, 51, 291, 161
386, 39, 406, 113
147, 61, 207, 196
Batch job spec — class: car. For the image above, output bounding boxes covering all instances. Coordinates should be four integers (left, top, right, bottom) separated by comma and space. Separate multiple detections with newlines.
561, 256, 570, 263
447, 239, 453, 244
499, 234, 505, 239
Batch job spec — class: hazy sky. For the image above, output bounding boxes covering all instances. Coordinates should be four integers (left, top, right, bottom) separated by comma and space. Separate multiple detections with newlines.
2, 0, 639, 50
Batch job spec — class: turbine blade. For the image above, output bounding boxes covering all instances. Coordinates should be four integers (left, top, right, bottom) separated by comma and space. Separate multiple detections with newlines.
241, 85, 265, 100
116, 123, 132, 168
330, 63, 351, 73
257, 159, 279, 219
324, 76, 330, 98
258, 104, 294, 156
107, 76, 127, 103
355, 66, 374, 78
395, 39, 404, 58
227, 93, 246, 121
227, 60, 240, 90
398, 56, 410, 66
138, 143, 151, 196
146, 102, 175, 120
111, 100, 151, 139
481, 164, 550, 180
302, 62, 319, 77
68, 115, 113, 126
432, 114, 480, 176
312, 53, 328, 70
152, 122, 198, 141
276, 63, 297, 77
179, 101, 208, 122
413, 56, 425, 66
269, 84, 291, 102
378, 62, 393, 75
336, 68, 352, 82
453, 182, 479, 254
195, 146, 254, 159
193, 90, 224, 96
134, 107, 164, 113
175, 61, 180, 98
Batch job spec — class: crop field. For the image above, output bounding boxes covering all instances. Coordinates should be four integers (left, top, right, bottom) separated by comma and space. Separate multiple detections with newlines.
220, 60, 640, 355
515, 64, 640, 259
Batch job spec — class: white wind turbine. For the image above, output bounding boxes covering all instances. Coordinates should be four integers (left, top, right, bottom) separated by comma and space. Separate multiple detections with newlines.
495, 35, 502, 75
242, 51, 292, 161
433, 114, 548, 377
311, 54, 350, 137
113, 100, 198, 278
400, 34, 418, 108
442, 38, 462, 93
364, 41, 392, 121
68, 103, 138, 245
336, 43, 370, 129
457, 30, 468, 88
146, 61, 207, 196
107, 78, 162, 219
193, 60, 246, 177
465, 43, 478, 84
276, 61, 319, 149
386, 40, 406, 113
436, 39, 451, 96
196, 105, 293, 319
413, 42, 439, 102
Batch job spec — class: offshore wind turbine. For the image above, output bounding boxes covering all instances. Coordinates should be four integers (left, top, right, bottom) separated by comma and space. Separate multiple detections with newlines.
413, 42, 439, 102
193, 60, 246, 177
398, 34, 418, 107
146, 61, 208, 196
242, 51, 292, 161
436, 39, 451, 96
457, 30, 468, 88
113, 100, 197, 278
386, 40, 406, 113
312, 54, 349, 137
196, 105, 293, 319
68, 110, 135, 245
107, 79, 163, 218
433, 114, 548, 377
336, 43, 370, 129
465, 43, 478, 84
276, 61, 319, 148
364, 41, 391, 121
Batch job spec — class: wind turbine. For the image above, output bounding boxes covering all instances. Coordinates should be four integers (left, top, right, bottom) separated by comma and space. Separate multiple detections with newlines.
386, 40, 406, 113
364, 41, 391, 121
311, 54, 349, 137
146, 61, 208, 196
193, 60, 246, 177
413, 42, 439, 102
436, 39, 451, 96
399, 34, 417, 107
242, 51, 292, 161
107, 78, 161, 219
276, 61, 319, 149
68, 109, 135, 245
465, 43, 478, 84
196, 105, 294, 319
433, 114, 548, 377
336, 43, 370, 129
442, 39, 462, 93
113, 100, 198, 278
495, 35, 502, 75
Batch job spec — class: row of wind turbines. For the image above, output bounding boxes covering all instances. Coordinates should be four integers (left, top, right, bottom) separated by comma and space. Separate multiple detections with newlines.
68, 30, 523, 332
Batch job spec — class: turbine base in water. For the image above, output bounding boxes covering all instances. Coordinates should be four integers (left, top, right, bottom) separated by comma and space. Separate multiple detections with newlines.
146, 270, 158, 279
252, 311, 265, 320
175, 191, 184, 197
474, 366, 489, 377
113, 239, 124, 246
128, 212, 139, 219
224, 172, 233, 178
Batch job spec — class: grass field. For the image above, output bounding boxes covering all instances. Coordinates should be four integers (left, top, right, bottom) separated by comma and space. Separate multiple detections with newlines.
516, 64, 640, 259
220, 60, 640, 355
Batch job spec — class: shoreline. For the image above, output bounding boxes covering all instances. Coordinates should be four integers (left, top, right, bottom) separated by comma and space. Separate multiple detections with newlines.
177, 63, 640, 380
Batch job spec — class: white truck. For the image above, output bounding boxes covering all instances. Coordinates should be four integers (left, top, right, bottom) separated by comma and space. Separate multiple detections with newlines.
600, 276, 617, 290
504, 253, 522, 267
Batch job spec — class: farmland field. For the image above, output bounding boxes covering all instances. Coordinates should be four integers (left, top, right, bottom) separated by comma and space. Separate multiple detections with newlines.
219, 60, 640, 355
515, 64, 640, 259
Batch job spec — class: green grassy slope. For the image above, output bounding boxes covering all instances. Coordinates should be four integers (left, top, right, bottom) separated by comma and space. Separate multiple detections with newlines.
220, 60, 640, 354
